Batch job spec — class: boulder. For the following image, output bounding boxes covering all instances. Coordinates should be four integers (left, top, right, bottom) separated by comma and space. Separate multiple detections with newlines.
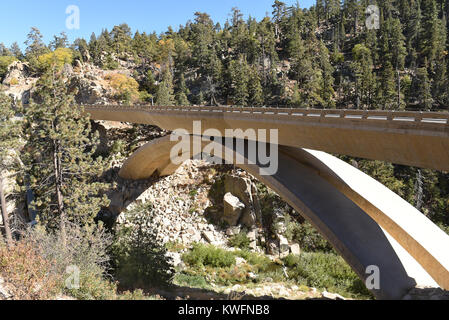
290, 243, 301, 255
0, 277, 12, 300
249, 240, 258, 251
224, 175, 261, 228
223, 193, 245, 226
202, 231, 215, 244
226, 225, 241, 236
62, 63, 74, 77
279, 235, 290, 258
321, 291, 346, 300
266, 239, 279, 255
247, 229, 257, 241
90, 121, 109, 155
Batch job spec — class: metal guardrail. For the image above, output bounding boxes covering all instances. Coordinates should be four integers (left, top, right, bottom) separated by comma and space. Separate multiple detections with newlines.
83, 105, 449, 125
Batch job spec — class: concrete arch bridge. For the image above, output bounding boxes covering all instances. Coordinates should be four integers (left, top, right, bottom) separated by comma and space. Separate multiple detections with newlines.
85, 104, 449, 300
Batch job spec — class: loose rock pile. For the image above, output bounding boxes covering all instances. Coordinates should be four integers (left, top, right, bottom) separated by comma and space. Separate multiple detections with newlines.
118, 160, 229, 247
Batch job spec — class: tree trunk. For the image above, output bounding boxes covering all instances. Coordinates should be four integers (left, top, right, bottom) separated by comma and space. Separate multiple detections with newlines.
53, 140, 66, 247
414, 169, 424, 211
0, 175, 13, 248
397, 67, 401, 110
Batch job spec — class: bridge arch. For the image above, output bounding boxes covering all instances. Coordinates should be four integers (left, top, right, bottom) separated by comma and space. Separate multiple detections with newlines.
118, 135, 449, 299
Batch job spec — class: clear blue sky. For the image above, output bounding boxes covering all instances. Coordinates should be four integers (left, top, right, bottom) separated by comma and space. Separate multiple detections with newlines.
0, 0, 315, 49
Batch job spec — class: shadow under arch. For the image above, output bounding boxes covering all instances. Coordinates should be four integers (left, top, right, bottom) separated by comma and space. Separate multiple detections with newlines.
118, 135, 446, 300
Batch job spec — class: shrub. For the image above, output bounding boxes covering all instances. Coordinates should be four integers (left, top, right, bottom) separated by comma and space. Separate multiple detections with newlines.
37, 48, 73, 72
235, 250, 272, 272
173, 273, 210, 289
182, 244, 235, 268
0, 56, 17, 80
139, 90, 153, 103
102, 55, 120, 70
105, 73, 139, 103
26, 223, 116, 300
0, 240, 62, 300
111, 203, 174, 290
228, 232, 251, 250
283, 252, 372, 299
284, 216, 333, 253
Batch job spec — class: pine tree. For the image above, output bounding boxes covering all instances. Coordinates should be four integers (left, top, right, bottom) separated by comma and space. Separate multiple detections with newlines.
352, 44, 376, 109
49, 32, 69, 50
23, 69, 110, 245
0, 43, 9, 56
247, 66, 264, 106
272, 1, 287, 41
432, 16, 448, 107
156, 68, 175, 106
325, 0, 341, 24
9, 42, 23, 59
24, 27, 49, 69
229, 57, 250, 105
390, 18, 407, 109
378, 61, 397, 110
420, 0, 440, 68
176, 73, 190, 106
319, 41, 335, 108
0, 93, 20, 247
413, 61, 434, 110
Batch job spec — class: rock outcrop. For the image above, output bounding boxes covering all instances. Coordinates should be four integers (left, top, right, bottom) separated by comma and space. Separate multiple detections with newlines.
223, 174, 262, 228
223, 193, 245, 226
2, 61, 36, 104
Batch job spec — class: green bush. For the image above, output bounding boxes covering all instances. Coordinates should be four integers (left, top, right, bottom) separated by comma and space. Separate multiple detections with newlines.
235, 250, 272, 272
182, 244, 235, 268
228, 232, 251, 250
283, 252, 372, 299
173, 273, 210, 289
102, 55, 120, 70
284, 216, 333, 253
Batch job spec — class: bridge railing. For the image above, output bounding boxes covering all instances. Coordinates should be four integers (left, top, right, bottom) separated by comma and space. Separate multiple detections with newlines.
83, 104, 449, 125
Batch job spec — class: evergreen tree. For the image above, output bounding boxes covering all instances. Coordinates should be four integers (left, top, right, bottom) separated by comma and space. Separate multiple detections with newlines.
378, 61, 397, 110
247, 66, 264, 106
24, 27, 48, 65
319, 41, 335, 108
176, 73, 190, 106
431, 17, 448, 107
413, 62, 434, 109
420, 0, 440, 67
50, 32, 69, 50
351, 44, 375, 109
0, 93, 20, 247
23, 69, 110, 245
9, 42, 23, 59
156, 68, 175, 106
229, 57, 250, 105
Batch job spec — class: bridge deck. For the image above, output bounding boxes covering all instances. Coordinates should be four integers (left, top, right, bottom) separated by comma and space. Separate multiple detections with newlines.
85, 105, 449, 171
